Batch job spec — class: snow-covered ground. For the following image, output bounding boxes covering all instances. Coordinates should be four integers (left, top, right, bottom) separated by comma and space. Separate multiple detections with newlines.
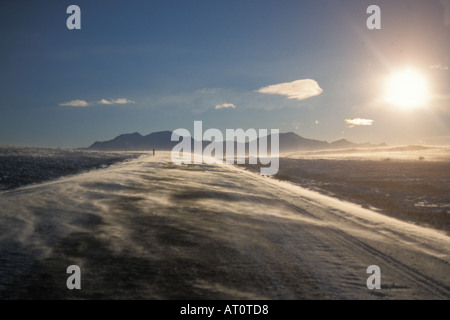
0, 146, 140, 190
243, 147, 450, 234
0, 151, 449, 299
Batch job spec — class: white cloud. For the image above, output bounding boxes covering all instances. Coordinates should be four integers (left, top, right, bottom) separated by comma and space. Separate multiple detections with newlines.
345, 118, 374, 128
215, 103, 236, 110
59, 100, 89, 107
98, 98, 135, 105
60, 98, 135, 107
257, 79, 323, 101
430, 64, 449, 71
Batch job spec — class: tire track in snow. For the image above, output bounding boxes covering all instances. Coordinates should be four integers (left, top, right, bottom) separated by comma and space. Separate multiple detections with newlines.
236, 168, 450, 299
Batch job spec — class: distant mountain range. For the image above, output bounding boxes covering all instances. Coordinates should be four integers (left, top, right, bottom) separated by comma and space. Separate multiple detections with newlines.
88, 131, 177, 151
87, 131, 387, 153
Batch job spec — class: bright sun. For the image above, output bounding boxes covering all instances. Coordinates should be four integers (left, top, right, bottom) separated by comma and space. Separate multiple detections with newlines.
385, 68, 430, 109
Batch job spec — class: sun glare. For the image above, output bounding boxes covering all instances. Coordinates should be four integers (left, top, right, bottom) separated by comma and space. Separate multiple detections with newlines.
385, 68, 430, 110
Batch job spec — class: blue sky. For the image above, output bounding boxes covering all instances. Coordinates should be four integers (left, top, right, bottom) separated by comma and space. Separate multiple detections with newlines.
1, 0, 449, 147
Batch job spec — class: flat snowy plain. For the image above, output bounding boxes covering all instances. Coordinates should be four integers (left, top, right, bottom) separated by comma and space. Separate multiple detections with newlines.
0, 149, 449, 299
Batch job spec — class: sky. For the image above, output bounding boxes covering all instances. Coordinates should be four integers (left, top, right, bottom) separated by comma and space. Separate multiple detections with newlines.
0, 0, 449, 148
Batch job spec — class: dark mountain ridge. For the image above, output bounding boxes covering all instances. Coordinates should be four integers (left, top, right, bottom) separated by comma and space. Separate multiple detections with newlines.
87, 130, 386, 152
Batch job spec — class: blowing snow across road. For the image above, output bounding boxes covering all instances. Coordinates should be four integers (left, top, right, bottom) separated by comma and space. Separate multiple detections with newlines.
0, 152, 449, 299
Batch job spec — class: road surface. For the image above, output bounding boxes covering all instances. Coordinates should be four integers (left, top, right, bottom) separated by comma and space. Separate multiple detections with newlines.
0, 152, 449, 299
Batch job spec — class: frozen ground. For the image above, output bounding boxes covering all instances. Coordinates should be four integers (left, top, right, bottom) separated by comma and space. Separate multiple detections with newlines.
0, 146, 141, 190
0, 151, 449, 299
243, 146, 450, 234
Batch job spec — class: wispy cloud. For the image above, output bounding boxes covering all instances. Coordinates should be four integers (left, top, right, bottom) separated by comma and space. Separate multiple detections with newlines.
59, 100, 89, 107
60, 98, 135, 107
257, 79, 323, 101
199, 88, 222, 94
345, 118, 374, 128
215, 103, 236, 110
430, 63, 449, 71
98, 98, 135, 105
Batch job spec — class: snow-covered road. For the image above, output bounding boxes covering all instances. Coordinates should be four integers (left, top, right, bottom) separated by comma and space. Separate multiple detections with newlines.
0, 152, 449, 299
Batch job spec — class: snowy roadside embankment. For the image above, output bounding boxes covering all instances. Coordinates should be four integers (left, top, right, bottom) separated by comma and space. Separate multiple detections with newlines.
240, 147, 450, 233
